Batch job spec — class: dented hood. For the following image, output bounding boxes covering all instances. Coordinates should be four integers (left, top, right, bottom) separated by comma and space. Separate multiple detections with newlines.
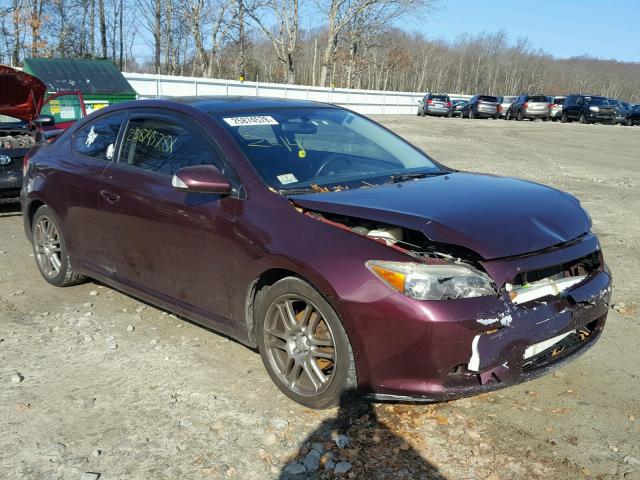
292, 172, 591, 260
0, 65, 47, 121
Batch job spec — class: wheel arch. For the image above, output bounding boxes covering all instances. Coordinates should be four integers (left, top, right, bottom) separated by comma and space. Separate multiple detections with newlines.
244, 268, 320, 347
23, 198, 46, 241
243, 266, 346, 348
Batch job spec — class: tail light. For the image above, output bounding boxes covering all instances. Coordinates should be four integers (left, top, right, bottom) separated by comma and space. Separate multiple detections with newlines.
523, 102, 528, 109
497, 105, 502, 112
427, 99, 433, 104
549, 103, 553, 109
446, 101, 451, 107
23, 151, 31, 177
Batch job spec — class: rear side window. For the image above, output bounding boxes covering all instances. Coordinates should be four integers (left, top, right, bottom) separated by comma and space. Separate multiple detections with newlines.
73, 112, 125, 161
120, 117, 221, 176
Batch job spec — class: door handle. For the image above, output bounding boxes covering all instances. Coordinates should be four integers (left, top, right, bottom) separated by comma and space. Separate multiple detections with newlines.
100, 190, 120, 205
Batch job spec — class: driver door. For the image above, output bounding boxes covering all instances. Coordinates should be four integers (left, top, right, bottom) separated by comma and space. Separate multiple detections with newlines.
98, 110, 240, 328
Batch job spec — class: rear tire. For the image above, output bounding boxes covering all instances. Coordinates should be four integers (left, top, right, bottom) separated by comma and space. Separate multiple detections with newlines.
468, 109, 475, 119
31, 205, 86, 287
256, 277, 357, 409
517, 110, 524, 121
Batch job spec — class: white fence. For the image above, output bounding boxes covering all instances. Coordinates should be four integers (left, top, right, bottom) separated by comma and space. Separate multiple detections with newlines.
122, 72, 470, 115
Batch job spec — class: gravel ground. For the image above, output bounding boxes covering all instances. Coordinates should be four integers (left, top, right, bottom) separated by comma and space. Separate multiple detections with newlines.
1, 116, 639, 480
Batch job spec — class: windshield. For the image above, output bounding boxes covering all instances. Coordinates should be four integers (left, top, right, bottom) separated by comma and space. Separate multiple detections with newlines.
430, 95, 449, 101
585, 97, 608, 106
0, 114, 25, 125
478, 96, 498, 102
216, 107, 443, 192
528, 95, 548, 103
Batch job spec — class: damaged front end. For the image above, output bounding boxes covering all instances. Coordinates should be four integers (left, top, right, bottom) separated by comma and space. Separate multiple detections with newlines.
298, 205, 612, 400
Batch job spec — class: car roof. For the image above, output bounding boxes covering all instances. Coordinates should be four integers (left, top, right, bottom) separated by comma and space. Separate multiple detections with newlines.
168, 96, 335, 113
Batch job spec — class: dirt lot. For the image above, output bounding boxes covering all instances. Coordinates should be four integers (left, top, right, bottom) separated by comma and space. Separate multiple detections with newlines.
1, 117, 639, 480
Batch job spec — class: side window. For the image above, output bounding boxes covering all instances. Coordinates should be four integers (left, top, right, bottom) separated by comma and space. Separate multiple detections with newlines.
120, 117, 221, 176
73, 112, 125, 161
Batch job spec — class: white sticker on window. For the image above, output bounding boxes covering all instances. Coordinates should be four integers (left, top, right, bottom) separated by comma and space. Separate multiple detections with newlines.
223, 116, 279, 127
85, 125, 98, 146
106, 143, 115, 160
59, 105, 76, 120
277, 173, 298, 185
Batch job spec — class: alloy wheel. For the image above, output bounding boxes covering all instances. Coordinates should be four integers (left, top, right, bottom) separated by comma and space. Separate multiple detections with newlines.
263, 294, 337, 397
33, 215, 62, 278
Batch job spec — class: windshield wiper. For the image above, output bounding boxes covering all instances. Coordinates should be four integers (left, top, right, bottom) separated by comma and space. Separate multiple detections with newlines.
389, 171, 451, 184
278, 187, 322, 195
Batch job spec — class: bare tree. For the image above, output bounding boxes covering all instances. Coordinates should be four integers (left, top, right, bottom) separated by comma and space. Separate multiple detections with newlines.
246, 0, 299, 83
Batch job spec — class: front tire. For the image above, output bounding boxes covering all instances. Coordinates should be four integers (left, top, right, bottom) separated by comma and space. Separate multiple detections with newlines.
579, 113, 588, 124
561, 112, 568, 123
468, 109, 475, 119
31, 205, 86, 287
256, 277, 357, 409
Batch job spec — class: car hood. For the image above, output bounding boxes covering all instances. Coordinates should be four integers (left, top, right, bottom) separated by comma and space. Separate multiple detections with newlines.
0, 65, 46, 121
291, 172, 591, 260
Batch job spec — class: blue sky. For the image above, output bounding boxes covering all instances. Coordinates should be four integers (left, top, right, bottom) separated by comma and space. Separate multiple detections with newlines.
406, 0, 640, 62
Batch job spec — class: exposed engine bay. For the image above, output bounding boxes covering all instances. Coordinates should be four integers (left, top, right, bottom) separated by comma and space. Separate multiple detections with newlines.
301, 207, 603, 305
0, 129, 37, 149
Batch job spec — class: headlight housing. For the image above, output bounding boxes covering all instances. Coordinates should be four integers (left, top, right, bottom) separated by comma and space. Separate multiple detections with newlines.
366, 260, 496, 300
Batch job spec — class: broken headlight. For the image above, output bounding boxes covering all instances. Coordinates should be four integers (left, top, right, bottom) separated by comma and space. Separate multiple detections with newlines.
366, 261, 496, 300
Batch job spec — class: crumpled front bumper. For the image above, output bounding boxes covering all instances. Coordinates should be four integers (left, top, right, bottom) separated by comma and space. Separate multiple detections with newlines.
336, 234, 612, 401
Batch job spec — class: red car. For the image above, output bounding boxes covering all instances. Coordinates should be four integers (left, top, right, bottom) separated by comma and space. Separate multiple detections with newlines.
21, 97, 612, 408
1, 65, 85, 203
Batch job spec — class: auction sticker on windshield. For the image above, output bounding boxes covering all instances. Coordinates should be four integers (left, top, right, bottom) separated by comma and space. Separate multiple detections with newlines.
223, 116, 279, 127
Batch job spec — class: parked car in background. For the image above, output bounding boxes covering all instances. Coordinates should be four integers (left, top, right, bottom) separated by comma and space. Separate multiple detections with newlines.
20, 96, 611, 409
560, 94, 616, 124
461, 95, 499, 119
497, 96, 518, 118
0, 65, 85, 204
449, 99, 467, 117
418, 93, 452, 117
506, 95, 550, 121
608, 99, 631, 124
625, 105, 640, 126
548, 96, 566, 120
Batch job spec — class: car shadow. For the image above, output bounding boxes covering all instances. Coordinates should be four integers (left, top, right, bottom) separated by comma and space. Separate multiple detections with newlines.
0, 202, 22, 218
278, 391, 446, 479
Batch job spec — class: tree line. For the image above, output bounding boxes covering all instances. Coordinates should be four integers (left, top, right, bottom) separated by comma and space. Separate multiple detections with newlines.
1, 0, 639, 102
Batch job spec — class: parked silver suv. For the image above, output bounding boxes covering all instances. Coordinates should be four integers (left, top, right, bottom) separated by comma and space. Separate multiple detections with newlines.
506, 95, 550, 121
498, 96, 518, 118
418, 93, 452, 117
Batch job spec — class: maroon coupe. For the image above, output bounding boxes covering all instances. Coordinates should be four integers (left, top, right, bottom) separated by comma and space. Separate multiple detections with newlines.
21, 97, 612, 408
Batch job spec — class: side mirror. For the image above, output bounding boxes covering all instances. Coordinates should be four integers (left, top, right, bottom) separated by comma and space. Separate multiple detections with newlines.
172, 165, 232, 195
33, 114, 55, 127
